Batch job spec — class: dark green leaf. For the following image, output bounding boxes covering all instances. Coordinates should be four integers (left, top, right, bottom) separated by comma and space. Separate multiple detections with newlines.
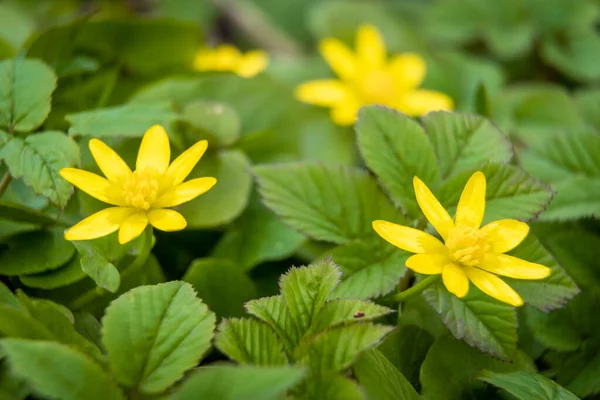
19, 255, 87, 290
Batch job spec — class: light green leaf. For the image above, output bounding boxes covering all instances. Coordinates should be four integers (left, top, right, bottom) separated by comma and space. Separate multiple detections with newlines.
328, 238, 409, 300
0, 229, 75, 276
420, 336, 534, 400
0, 282, 21, 309
254, 162, 401, 244
299, 323, 393, 375
179, 150, 252, 228
102, 281, 216, 393
0, 131, 80, 207
479, 370, 579, 400
280, 259, 341, 335
0, 305, 54, 340
0, 58, 56, 132
436, 163, 553, 224
309, 299, 393, 334
72, 241, 121, 293
423, 283, 518, 360
183, 258, 257, 318
541, 28, 600, 83
355, 106, 439, 218
245, 295, 299, 353
0, 5, 35, 53
353, 349, 419, 400
66, 103, 177, 138
215, 318, 288, 366
20, 255, 87, 290
420, 112, 513, 181
301, 375, 365, 400
0, 339, 125, 400
182, 100, 241, 147
575, 88, 600, 130
169, 364, 305, 400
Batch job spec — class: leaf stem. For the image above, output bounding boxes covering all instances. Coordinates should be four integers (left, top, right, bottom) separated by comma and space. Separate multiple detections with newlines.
128, 226, 154, 271
0, 173, 12, 198
395, 275, 439, 302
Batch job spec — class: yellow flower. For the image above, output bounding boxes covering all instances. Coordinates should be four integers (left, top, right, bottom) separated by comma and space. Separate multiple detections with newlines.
193, 44, 268, 78
60, 125, 216, 244
295, 24, 453, 125
373, 171, 551, 306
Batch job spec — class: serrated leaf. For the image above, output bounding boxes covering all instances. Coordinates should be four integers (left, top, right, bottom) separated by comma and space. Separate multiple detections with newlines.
66, 103, 177, 138
0, 229, 75, 276
309, 299, 393, 334
299, 323, 393, 375
424, 283, 518, 360
254, 162, 401, 244
436, 163, 553, 224
329, 238, 409, 300
182, 100, 241, 147
480, 370, 579, 400
215, 318, 288, 366
183, 258, 257, 318
355, 106, 439, 218
19, 255, 87, 290
245, 295, 299, 353
0, 339, 124, 400
280, 259, 341, 335
353, 349, 419, 400
0, 58, 56, 132
169, 364, 305, 400
102, 281, 216, 393
0, 131, 80, 207
420, 112, 513, 180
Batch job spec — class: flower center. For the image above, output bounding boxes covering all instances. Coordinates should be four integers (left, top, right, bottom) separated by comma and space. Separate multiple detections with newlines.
445, 226, 490, 267
122, 169, 159, 210
359, 70, 396, 103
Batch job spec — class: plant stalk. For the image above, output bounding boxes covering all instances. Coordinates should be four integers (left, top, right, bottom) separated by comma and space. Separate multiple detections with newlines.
395, 275, 439, 302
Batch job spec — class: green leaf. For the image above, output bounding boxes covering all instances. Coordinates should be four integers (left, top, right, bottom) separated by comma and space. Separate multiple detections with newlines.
280, 259, 341, 335
215, 318, 288, 366
169, 364, 305, 400
575, 88, 600, 130
301, 375, 365, 400
182, 100, 241, 147
212, 195, 306, 272
0, 4, 35, 54
480, 370, 579, 400
328, 238, 408, 300
0, 282, 20, 309
420, 112, 513, 181
0, 58, 57, 132
72, 240, 121, 293
436, 163, 553, 224
550, 339, 600, 398
0, 305, 54, 340
0, 199, 57, 225
353, 349, 420, 400
541, 28, 600, 83
423, 283, 518, 360
254, 162, 401, 244
101, 281, 216, 393
298, 323, 393, 375
0, 131, 80, 207
309, 299, 393, 334
355, 106, 439, 218
19, 255, 87, 290
245, 295, 299, 353
66, 103, 177, 138
0, 229, 75, 276
420, 336, 533, 400
183, 258, 257, 318
179, 150, 252, 228
0, 339, 124, 400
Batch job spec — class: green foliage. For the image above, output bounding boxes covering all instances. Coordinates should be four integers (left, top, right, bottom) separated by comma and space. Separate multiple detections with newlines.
479, 370, 579, 400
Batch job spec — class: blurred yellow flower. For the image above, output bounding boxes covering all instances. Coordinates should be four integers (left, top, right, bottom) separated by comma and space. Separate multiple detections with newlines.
373, 171, 550, 306
193, 44, 268, 78
295, 24, 453, 125
60, 125, 216, 244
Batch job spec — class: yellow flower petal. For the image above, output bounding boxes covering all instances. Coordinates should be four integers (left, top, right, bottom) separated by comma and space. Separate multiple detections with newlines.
480, 254, 551, 280
330, 100, 361, 126
405, 253, 449, 275
319, 38, 358, 80
148, 208, 187, 232
465, 267, 523, 306
118, 211, 148, 244
213, 44, 242, 70
455, 171, 486, 229
236, 50, 268, 78
193, 50, 215, 70
413, 176, 454, 240
480, 219, 530, 254
64, 207, 137, 241
153, 177, 217, 208
165, 140, 208, 186
136, 125, 170, 174
356, 24, 386, 68
89, 139, 132, 184
59, 168, 125, 206
372, 220, 447, 254
389, 53, 426, 90
442, 263, 469, 298
396, 90, 454, 117
295, 80, 351, 106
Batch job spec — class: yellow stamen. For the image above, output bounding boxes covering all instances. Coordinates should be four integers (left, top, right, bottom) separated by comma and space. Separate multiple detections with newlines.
445, 226, 491, 267
122, 169, 159, 211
